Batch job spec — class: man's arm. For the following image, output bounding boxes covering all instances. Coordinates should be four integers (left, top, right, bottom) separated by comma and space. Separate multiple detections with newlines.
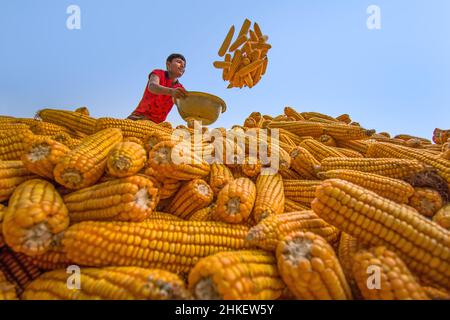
147, 73, 187, 98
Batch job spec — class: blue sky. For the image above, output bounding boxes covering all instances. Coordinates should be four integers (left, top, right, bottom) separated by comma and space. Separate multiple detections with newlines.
0, 0, 448, 139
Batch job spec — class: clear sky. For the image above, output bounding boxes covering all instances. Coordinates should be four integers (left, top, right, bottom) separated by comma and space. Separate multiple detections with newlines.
0, 0, 448, 139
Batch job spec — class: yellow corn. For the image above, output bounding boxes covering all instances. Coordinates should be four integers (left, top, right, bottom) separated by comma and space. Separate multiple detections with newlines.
422, 286, 450, 300
22, 136, 70, 179
213, 177, 256, 224
284, 198, 311, 212
318, 157, 425, 179
188, 250, 285, 300
107, 141, 147, 177
336, 139, 372, 155
318, 134, 337, 147
3, 179, 70, 256
36, 108, 96, 135
52, 132, 82, 149
142, 166, 181, 200
246, 210, 340, 251
322, 122, 375, 140
218, 25, 235, 57
336, 114, 352, 124
0, 128, 34, 161
289, 146, 320, 179
433, 204, 450, 230
61, 220, 251, 273
267, 120, 325, 137
279, 168, 304, 180
276, 231, 352, 300
332, 146, 364, 158
317, 169, 415, 204
0, 122, 30, 132
26, 243, 72, 271
166, 179, 213, 219
188, 206, 214, 222
228, 49, 243, 81
241, 156, 261, 178
311, 178, 450, 290
284, 107, 305, 121
252, 173, 285, 222
29, 121, 73, 136
0, 161, 37, 202
209, 163, 234, 195
22, 267, 192, 300
300, 112, 338, 122
64, 175, 160, 222
54, 128, 123, 189
95, 117, 171, 141
408, 187, 444, 218
352, 246, 429, 300
0, 270, 18, 300
300, 138, 346, 162
237, 18, 252, 38
0, 204, 5, 248
283, 180, 321, 205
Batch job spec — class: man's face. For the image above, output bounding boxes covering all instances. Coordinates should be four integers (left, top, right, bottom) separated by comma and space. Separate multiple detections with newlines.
167, 58, 186, 78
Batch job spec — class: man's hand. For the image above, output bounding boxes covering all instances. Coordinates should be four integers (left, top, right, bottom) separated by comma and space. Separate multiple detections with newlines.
170, 87, 188, 99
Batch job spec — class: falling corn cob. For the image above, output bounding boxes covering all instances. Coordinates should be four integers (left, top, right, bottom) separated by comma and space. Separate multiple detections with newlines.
299, 138, 346, 162
148, 141, 210, 181
267, 121, 325, 137
366, 142, 450, 184
283, 180, 321, 205
165, 179, 213, 219
63, 175, 160, 222
284, 198, 311, 212
289, 146, 320, 179
352, 246, 429, 300
252, 173, 285, 222
36, 109, 96, 135
188, 250, 285, 300
209, 163, 234, 195
433, 204, 450, 230
408, 187, 444, 218
318, 157, 425, 180
0, 128, 34, 161
218, 25, 235, 57
3, 179, 70, 256
317, 169, 415, 204
0, 246, 43, 295
213, 177, 256, 224
0, 161, 37, 202
0, 270, 18, 300
106, 141, 147, 177
311, 179, 450, 290
246, 210, 340, 251
21, 136, 70, 179
61, 220, 251, 273
22, 267, 192, 300
276, 231, 352, 300
54, 128, 123, 189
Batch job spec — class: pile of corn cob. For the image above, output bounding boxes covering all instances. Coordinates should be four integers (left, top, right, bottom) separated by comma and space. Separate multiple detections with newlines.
0, 106, 449, 300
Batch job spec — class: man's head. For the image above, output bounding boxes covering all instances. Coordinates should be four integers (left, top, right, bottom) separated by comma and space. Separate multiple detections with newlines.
166, 53, 186, 79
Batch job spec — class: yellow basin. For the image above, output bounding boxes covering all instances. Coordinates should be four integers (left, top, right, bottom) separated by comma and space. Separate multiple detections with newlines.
175, 91, 227, 126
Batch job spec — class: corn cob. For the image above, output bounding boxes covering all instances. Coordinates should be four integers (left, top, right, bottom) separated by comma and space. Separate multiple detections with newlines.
0, 122, 30, 132
433, 128, 450, 144
142, 166, 180, 199
246, 211, 340, 251
166, 179, 213, 219
26, 243, 72, 271
408, 187, 443, 218
317, 169, 415, 204
213, 178, 256, 224
308, 117, 338, 124
147, 211, 182, 221
322, 122, 375, 141
148, 141, 210, 181
52, 132, 82, 149
241, 156, 261, 178
21, 136, 70, 179
0, 270, 18, 300
422, 286, 450, 300
0, 246, 42, 295
336, 139, 372, 155
279, 168, 304, 180
23, 267, 192, 300
283, 180, 321, 205
188, 250, 285, 300
300, 139, 346, 162
318, 157, 425, 179
276, 231, 352, 300
318, 134, 337, 147
0, 161, 37, 202
29, 121, 73, 136
3, 179, 70, 256
95, 118, 171, 141
366, 142, 450, 184
188, 206, 214, 222
300, 112, 338, 122
64, 175, 160, 222
218, 25, 235, 57
143, 131, 173, 152
74, 106, 90, 116
395, 134, 431, 144
331, 147, 363, 158
123, 136, 145, 147
0, 128, 34, 161
284, 106, 305, 121
36, 109, 96, 135
54, 128, 123, 189
106, 141, 147, 177
0, 204, 4, 248
284, 198, 310, 212
289, 146, 320, 179
336, 114, 352, 124
209, 163, 234, 195
433, 204, 450, 230
267, 121, 325, 137
252, 173, 284, 222
352, 246, 429, 300
62, 220, 251, 273
311, 178, 450, 290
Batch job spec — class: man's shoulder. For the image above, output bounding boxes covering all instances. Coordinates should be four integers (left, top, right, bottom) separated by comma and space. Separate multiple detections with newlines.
149, 69, 166, 79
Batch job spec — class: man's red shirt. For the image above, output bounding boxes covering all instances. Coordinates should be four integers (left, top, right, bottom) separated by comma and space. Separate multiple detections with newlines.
132, 69, 184, 123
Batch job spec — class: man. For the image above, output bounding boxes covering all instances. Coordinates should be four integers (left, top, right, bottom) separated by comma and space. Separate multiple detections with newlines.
128, 53, 187, 123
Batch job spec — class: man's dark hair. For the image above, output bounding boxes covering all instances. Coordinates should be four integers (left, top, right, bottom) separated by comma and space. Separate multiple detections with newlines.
167, 53, 186, 63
